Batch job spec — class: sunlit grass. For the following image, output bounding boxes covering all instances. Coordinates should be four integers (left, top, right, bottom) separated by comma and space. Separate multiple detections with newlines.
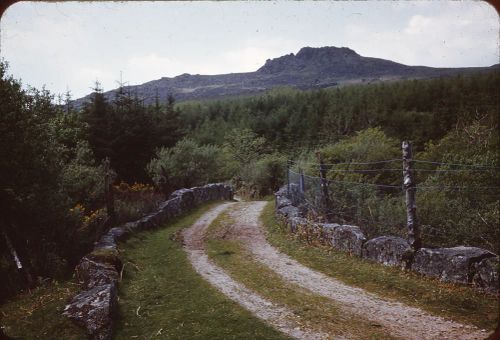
115, 201, 287, 339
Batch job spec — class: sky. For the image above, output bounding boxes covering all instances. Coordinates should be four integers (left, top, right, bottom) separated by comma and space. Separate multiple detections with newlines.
0, 1, 498, 99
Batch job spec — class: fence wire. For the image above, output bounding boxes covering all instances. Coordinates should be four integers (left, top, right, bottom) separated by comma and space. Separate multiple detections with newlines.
287, 158, 499, 247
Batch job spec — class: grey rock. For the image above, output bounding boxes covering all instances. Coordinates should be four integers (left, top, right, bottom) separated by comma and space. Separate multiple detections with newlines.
108, 227, 130, 242
319, 223, 341, 241
276, 195, 292, 210
362, 236, 412, 268
472, 256, 499, 294
287, 217, 309, 232
412, 246, 495, 284
169, 188, 195, 210
76, 257, 119, 290
275, 185, 290, 197
94, 234, 117, 251
328, 224, 366, 256
63, 283, 117, 340
277, 205, 302, 219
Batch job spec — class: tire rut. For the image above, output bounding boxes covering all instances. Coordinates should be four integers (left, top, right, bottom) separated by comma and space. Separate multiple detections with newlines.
226, 201, 487, 340
182, 202, 332, 340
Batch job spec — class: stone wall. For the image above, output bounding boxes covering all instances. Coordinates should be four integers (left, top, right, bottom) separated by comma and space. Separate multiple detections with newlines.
63, 183, 233, 340
275, 185, 499, 295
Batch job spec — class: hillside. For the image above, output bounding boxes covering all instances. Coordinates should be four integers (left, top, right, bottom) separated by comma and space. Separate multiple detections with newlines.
72, 46, 497, 107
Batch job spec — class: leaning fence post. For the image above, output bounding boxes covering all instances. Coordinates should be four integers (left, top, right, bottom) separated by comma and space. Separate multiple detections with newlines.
402, 141, 421, 250
316, 151, 330, 220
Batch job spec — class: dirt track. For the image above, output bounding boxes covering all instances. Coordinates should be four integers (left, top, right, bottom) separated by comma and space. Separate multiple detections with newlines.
183, 201, 487, 340
182, 202, 331, 340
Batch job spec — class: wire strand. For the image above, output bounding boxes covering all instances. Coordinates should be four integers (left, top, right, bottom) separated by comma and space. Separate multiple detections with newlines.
289, 159, 402, 166
411, 159, 499, 170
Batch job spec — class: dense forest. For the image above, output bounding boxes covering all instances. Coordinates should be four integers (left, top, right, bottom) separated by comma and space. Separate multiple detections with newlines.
1, 60, 498, 301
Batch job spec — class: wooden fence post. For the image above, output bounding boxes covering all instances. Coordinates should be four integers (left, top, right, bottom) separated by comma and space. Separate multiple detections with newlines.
315, 151, 330, 219
286, 160, 291, 195
402, 141, 421, 250
103, 157, 116, 226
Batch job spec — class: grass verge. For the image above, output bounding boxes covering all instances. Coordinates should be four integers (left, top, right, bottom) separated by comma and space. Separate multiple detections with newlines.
262, 200, 499, 331
0, 280, 86, 339
115, 201, 287, 339
205, 206, 396, 339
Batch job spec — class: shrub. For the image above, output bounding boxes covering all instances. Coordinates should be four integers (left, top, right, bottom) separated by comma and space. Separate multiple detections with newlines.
239, 153, 287, 198
147, 139, 229, 196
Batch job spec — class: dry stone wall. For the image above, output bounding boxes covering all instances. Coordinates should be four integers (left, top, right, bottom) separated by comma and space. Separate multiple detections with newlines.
275, 185, 499, 295
63, 183, 233, 340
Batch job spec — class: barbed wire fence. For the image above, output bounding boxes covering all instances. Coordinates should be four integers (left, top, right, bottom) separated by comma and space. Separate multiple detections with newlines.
285, 141, 499, 251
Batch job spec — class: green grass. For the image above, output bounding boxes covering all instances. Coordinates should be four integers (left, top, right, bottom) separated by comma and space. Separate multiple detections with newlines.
115, 201, 287, 339
0, 280, 86, 339
262, 200, 499, 331
205, 208, 396, 339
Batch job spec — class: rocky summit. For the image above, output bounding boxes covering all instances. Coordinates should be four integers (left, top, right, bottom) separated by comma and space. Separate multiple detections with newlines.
73, 46, 497, 107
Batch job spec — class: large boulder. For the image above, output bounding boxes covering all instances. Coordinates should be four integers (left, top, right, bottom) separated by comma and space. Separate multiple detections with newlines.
362, 236, 413, 268
287, 217, 309, 233
411, 246, 495, 284
327, 224, 366, 256
63, 283, 117, 340
276, 205, 302, 219
472, 256, 499, 294
319, 223, 340, 242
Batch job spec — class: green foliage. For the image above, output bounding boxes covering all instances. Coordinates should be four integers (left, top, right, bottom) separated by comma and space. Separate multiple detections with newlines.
60, 141, 106, 210
0, 61, 76, 297
180, 71, 499, 152
147, 139, 229, 195
82, 85, 186, 183
415, 119, 498, 251
223, 128, 268, 166
239, 153, 287, 197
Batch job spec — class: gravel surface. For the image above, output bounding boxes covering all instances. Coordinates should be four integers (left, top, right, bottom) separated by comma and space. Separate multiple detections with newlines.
182, 202, 331, 340
226, 201, 488, 340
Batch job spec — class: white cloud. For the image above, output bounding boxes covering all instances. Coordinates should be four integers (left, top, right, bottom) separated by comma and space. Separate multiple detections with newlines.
344, 4, 498, 68
404, 15, 432, 35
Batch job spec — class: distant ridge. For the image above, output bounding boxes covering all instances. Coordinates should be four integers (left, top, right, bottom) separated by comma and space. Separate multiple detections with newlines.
73, 46, 498, 107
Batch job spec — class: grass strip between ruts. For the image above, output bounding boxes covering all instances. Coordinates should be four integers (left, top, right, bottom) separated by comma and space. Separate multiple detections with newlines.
205, 205, 397, 340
